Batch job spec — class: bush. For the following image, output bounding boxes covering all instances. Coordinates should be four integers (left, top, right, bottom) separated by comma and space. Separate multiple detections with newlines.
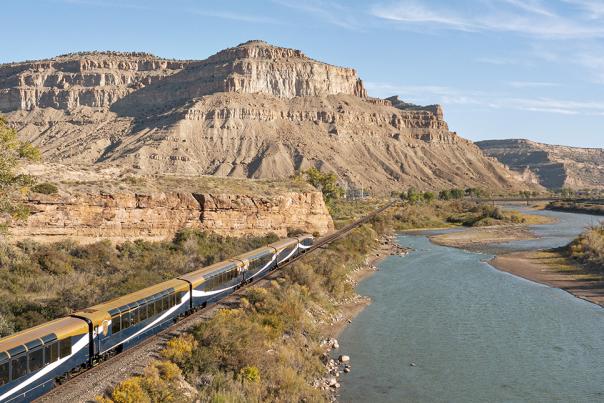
569, 225, 604, 271
111, 378, 150, 403
31, 182, 58, 195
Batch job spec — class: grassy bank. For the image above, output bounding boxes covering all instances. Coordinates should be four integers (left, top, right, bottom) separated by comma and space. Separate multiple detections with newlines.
388, 200, 543, 230
546, 201, 604, 216
0, 231, 278, 336
100, 218, 389, 402
568, 224, 604, 273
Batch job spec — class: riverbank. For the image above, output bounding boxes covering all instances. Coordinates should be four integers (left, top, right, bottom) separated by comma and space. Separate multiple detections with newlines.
491, 250, 604, 307
429, 225, 538, 251
427, 211, 604, 308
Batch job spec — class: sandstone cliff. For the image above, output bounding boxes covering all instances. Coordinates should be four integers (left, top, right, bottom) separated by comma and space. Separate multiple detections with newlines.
476, 139, 604, 190
2, 41, 524, 192
8, 170, 334, 242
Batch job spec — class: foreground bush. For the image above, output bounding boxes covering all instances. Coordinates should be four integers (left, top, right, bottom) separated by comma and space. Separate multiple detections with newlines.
569, 225, 604, 271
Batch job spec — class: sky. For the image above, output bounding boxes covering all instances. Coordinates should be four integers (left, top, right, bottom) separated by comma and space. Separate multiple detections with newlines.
2, 0, 603, 148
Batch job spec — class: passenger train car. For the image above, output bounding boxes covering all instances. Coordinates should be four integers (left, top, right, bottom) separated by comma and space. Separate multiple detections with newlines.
0, 235, 314, 402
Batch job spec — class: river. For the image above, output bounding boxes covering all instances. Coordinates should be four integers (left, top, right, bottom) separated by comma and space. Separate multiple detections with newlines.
338, 209, 604, 403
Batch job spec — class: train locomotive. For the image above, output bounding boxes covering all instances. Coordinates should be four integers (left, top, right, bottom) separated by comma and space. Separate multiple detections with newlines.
0, 235, 313, 402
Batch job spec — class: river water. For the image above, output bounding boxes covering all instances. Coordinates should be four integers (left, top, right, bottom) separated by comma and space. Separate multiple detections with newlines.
338, 209, 604, 403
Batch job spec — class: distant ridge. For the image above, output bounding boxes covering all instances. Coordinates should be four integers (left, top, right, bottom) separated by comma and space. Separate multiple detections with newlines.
477, 139, 604, 190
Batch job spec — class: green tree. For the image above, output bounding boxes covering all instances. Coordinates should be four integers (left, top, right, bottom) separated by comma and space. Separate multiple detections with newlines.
450, 188, 465, 199
303, 168, 344, 203
0, 116, 40, 230
439, 190, 452, 200
423, 192, 436, 203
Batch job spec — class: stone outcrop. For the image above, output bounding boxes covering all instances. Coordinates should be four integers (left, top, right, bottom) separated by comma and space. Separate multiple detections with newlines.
9, 190, 334, 242
2, 41, 526, 192
0, 52, 188, 111
476, 139, 604, 190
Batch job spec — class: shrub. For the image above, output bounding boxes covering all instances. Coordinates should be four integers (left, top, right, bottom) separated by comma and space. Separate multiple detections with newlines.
161, 334, 197, 367
239, 366, 261, 383
111, 378, 150, 403
31, 182, 58, 195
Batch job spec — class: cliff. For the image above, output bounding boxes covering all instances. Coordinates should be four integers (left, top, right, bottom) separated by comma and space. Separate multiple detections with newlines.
476, 139, 604, 190
2, 41, 525, 192
9, 187, 333, 243
0, 52, 189, 111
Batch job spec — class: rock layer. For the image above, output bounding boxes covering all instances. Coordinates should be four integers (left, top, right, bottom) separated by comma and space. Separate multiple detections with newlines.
476, 139, 604, 190
9, 190, 333, 242
1, 41, 525, 192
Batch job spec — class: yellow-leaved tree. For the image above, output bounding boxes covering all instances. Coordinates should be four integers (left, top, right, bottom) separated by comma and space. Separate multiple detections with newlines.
0, 116, 40, 231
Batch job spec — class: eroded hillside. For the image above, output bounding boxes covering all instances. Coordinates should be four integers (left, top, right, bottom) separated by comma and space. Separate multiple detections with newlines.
476, 139, 604, 190
2, 40, 524, 192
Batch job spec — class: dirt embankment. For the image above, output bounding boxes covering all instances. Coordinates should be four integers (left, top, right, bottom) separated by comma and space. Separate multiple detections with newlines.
490, 251, 604, 307
430, 225, 537, 251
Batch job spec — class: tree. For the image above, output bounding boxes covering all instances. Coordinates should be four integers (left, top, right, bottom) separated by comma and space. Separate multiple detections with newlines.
450, 188, 465, 199
423, 192, 436, 203
439, 190, 452, 200
0, 116, 40, 230
303, 168, 344, 203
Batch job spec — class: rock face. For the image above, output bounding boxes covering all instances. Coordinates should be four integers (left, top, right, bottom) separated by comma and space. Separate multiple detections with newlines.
0, 52, 188, 111
476, 139, 604, 190
9, 190, 333, 242
2, 41, 524, 192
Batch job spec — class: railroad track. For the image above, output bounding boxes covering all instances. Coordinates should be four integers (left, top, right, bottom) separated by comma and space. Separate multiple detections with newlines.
35, 200, 397, 402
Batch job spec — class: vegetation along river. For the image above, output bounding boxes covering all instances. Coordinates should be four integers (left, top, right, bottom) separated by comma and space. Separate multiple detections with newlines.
338, 209, 604, 403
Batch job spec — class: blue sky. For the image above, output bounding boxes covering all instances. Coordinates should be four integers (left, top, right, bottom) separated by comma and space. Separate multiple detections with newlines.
2, 0, 603, 147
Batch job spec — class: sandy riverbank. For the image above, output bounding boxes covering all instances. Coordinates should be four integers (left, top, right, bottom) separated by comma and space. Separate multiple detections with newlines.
490, 250, 604, 307
426, 217, 604, 308
429, 225, 537, 251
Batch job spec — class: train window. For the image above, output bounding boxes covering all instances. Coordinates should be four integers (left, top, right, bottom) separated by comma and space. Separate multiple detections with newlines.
148, 301, 156, 317
162, 296, 170, 311
121, 311, 131, 330
28, 348, 44, 372
0, 362, 8, 386
111, 315, 121, 334
154, 299, 162, 315
11, 354, 27, 380
131, 308, 139, 326
139, 304, 148, 322
44, 342, 58, 365
59, 339, 71, 359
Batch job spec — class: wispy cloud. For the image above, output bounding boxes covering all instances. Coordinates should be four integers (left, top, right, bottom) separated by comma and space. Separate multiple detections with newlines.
370, 0, 604, 38
508, 81, 560, 88
366, 81, 604, 116
188, 9, 280, 24
56, 0, 150, 10
475, 56, 533, 66
563, 0, 604, 19
272, 0, 362, 29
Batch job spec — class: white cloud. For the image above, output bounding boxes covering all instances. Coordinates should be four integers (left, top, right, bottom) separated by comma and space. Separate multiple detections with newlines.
365, 81, 604, 116
272, 0, 361, 29
508, 81, 560, 88
370, 1, 604, 38
563, 0, 604, 19
188, 10, 280, 24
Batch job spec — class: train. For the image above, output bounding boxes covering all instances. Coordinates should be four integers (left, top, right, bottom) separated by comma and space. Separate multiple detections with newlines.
0, 235, 314, 403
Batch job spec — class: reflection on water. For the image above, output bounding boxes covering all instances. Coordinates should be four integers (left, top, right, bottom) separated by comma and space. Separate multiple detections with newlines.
338, 209, 604, 403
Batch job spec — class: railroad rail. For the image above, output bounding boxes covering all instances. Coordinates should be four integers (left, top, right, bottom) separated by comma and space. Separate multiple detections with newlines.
35, 200, 397, 402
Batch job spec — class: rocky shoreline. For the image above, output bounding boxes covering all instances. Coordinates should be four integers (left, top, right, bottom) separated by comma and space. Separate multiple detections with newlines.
314, 233, 411, 400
